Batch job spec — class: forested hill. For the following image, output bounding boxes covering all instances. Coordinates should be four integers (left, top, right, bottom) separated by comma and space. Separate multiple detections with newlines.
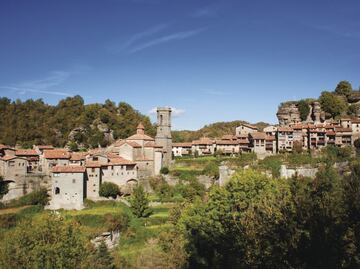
0, 96, 155, 149
172, 121, 269, 142
0, 95, 268, 148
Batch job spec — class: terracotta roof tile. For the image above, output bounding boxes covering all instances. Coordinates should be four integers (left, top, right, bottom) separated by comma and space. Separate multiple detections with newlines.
44, 149, 70, 159
52, 166, 86, 173
144, 141, 162, 148
15, 149, 39, 156
0, 156, 18, 161
250, 132, 267, 140
70, 152, 88, 161
172, 142, 192, 147
113, 140, 142, 148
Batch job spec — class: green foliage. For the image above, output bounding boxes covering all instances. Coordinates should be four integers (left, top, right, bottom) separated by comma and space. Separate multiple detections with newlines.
172, 120, 268, 143
130, 185, 153, 218
88, 242, 116, 269
178, 168, 360, 268
0, 97, 155, 148
160, 167, 170, 175
298, 99, 310, 121
0, 176, 9, 199
257, 155, 283, 177
323, 145, 352, 162
354, 138, 360, 151
202, 162, 219, 178
319, 91, 348, 118
335, 80, 353, 98
99, 182, 120, 199
6, 188, 49, 208
174, 179, 205, 202
0, 213, 92, 268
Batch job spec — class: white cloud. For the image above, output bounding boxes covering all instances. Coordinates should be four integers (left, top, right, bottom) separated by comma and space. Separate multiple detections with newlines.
0, 71, 74, 97
128, 28, 206, 53
149, 107, 185, 117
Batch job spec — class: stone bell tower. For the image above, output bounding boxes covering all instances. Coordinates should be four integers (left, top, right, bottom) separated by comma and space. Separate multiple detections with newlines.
155, 107, 172, 167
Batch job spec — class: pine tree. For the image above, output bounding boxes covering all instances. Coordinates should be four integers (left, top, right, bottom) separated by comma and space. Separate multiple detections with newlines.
93, 242, 115, 269
130, 185, 153, 218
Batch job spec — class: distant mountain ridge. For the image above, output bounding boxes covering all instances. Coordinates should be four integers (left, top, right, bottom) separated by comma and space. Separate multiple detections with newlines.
172, 120, 269, 142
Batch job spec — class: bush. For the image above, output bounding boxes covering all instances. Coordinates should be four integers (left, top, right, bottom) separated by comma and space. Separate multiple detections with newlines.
99, 182, 120, 199
130, 185, 152, 218
202, 162, 219, 178
0, 213, 17, 229
160, 167, 169, 175
7, 188, 49, 207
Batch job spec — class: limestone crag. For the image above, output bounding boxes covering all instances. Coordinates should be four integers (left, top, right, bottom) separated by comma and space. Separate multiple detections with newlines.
276, 103, 301, 126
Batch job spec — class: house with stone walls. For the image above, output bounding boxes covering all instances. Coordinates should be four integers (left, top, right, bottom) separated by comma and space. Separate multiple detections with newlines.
235, 123, 258, 136
15, 149, 40, 172
249, 132, 267, 156
41, 149, 71, 174
192, 137, 215, 156
172, 142, 192, 157
48, 165, 86, 210
276, 127, 294, 152
0, 156, 27, 180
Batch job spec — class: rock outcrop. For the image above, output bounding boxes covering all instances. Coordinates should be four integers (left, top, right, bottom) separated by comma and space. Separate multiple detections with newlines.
276, 102, 301, 126
277, 101, 326, 125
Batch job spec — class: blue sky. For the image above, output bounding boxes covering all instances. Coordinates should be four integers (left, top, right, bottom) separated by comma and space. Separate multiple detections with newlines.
0, 0, 359, 130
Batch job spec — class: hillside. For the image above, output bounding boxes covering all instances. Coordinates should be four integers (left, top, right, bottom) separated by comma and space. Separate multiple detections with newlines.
0, 96, 155, 149
172, 121, 269, 142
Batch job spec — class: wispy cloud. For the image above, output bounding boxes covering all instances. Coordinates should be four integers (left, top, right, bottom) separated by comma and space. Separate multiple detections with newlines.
0, 71, 74, 97
306, 23, 360, 39
191, 6, 218, 18
129, 27, 205, 53
120, 23, 169, 51
149, 107, 185, 117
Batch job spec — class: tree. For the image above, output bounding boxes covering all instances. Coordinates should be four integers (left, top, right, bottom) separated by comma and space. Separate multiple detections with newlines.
335, 80, 352, 98
160, 167, 169, 175
130, 185, 152, 218
319, 91, 348, 118
99, 182, 120, 199
354, 138, 360, 154
0, 214, 92, 268
298, 100, 310, 121
91, 242, 115, 269
0, 176, 9, 199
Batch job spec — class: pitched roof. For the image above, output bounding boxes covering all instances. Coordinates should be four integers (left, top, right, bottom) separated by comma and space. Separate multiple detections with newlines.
352, 118, 360, 124
172, 142, 192, 148
0, 156, 18, 161
85, 161, 102, 168
335, 127, 352, 133
250, 132, 267, 140
215, 140, 239, 145
144, 141, 163, 148
107, 157, 136, 166
15, 149, 39, 156
126, 133, 155, 141
70, 152, 88, 161
277, 127, 293, 132
113, 140, 142, 148
35, 145, 54, 150
238, 123, 258, 130
43, 149, 71, 159
192, 137, 214, 145
52, 166, 86, 173
266, 135, 276, 141
0, 144, 11, 150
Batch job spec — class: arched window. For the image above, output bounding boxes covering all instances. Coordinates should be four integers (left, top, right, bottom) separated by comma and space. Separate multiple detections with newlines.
160, 114, 163, 125
55, 187, 60, 195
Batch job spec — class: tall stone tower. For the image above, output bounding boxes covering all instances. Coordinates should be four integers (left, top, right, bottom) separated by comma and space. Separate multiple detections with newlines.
155, 107, 172, 167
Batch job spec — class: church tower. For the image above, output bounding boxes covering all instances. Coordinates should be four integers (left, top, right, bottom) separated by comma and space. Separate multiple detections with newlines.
155, 107, 172, 167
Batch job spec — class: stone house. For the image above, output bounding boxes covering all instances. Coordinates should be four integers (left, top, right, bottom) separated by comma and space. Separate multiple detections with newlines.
236, 134, 251, 152
351, 119, 360, 142
41, 149, 71, 174
276, 127, 294, 152
263, 126, 277, 136
265, 135, 276, 154
15, 149, 40, 172
33, 145, 54, 155
235, 123, 258, 136
215, 135, 240, 155
0, 156, 27, 180
335, 127, 352, 147
0, 144, 15, 157
192, 137, 215, 156
69, 152, 88, 166
109, 123, 163, 179
49, 165, 86, 210
249, 132, 267, 155
172, 142, 192, 157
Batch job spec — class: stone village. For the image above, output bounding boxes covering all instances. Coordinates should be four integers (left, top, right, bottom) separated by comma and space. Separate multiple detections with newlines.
1, 103, 360, 210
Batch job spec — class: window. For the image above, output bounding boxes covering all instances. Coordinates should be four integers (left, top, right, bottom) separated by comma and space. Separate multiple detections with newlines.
92, 168, 95, 172
53, 173, 60, 177
55, 187, 60, 195
72, 179, 76, 183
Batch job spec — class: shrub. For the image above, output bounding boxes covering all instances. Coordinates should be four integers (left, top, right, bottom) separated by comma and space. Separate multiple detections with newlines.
160, 167, 169, 175
0, 213, 17, 229
202, 162, 219, 178
7, 188, 49, 207
99, 182, 120, 199
130, 185, 152, 218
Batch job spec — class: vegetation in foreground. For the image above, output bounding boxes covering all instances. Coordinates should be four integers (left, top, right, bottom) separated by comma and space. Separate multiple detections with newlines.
1, 151, 360, 268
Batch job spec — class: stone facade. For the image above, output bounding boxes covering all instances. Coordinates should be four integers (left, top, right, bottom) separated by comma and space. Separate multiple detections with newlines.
155, 107, 172, 166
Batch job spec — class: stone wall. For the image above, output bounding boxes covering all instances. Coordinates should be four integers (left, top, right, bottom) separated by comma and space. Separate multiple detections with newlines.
280, 165, 318, 179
